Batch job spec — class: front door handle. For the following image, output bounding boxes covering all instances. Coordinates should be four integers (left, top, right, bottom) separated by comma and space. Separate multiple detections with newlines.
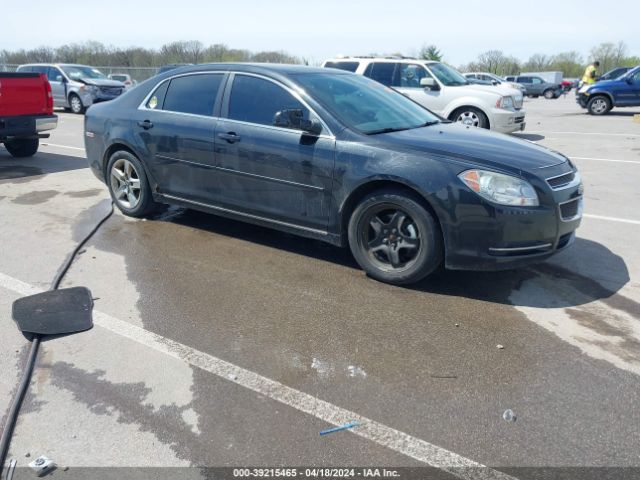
217, 132, 241, 143
137, 120, 154, 130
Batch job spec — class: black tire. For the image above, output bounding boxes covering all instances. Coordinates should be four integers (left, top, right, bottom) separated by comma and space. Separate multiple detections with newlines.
587, 95, 612, 115
69, 93, 85, 114
449, 107, 489, 129
3, 138, 39, 158
348, 189, 443, 285
106, 150, 161, 217
543, 89, 555, 99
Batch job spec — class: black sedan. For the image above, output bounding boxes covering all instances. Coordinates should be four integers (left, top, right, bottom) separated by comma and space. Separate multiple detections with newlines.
84, 64, 582, 285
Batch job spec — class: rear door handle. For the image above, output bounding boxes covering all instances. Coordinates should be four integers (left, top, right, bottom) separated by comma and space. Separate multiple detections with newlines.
217, 132, 241, 143
137, 120, 153, 130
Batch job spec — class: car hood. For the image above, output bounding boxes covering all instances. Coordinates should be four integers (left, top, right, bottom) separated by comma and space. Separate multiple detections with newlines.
80, 78, 125, 87
462, 83, 523, 100
592, 78, 623, 88
376, 123, 567, 172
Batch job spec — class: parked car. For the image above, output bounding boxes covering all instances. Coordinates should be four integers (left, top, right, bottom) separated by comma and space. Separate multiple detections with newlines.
520, 71, 563, 85
84, 64, 581, 285
505, 75, 563, 99
0, 72, 58, 157
108, 73, 137, 89
598, 67, 631, 82
16, 63, 125, 114
577, 66, 640, 115
464, 72, 527, 95
324, 57, 525, 133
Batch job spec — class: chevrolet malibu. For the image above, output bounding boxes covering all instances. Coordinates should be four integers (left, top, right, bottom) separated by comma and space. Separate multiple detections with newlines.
84, 64, 582, 285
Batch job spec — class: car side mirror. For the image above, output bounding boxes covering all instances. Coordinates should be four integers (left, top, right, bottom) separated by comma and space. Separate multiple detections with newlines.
626, 77, 634, 84
274, 109, 322, 135
492, 80, 499, 85
420, 77, 439, 90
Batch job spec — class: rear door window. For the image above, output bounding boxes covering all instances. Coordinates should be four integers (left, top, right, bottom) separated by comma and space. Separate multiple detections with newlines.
519, 77, 532, 83
162, 74, 223, 116
324, 61, 359, 72
363, 62, 398, 87
228, 74, 309, 126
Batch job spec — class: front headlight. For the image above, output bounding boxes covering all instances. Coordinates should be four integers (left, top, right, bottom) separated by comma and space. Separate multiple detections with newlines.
458, 170, 539, 206
497, 96, 514, 109
578, 85, 590, 94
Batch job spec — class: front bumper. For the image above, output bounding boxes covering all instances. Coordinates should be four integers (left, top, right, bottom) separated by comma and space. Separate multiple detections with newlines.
490, 108, 526, 134
576, 93, 588, 108
443, 165, 582, 271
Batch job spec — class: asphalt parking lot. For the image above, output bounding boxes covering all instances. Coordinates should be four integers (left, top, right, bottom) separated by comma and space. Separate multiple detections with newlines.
1, 96, 639, 479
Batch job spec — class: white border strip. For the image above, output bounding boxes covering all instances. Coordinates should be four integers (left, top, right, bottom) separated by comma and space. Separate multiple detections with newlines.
526, 130, 640, 137
0, 271, 515, 480
571, 156, 640, 165
40, 143, 85, 151
583, 214, 640, 225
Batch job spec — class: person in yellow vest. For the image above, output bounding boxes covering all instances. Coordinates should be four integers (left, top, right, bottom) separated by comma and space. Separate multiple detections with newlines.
582, 61, 600, 85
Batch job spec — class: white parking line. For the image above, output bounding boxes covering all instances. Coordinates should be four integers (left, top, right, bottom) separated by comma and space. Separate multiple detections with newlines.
40, 143, 85, 151
527, 130, 640, 137
583, 214, 640, 225
571, 156, 640, 165
0, 271, 515, 480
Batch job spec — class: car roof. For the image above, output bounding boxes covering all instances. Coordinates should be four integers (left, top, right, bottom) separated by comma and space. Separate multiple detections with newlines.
324, 57, 437, 65
165, 63, 339, 76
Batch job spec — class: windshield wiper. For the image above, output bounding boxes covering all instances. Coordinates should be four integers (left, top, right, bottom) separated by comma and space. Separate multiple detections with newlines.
365, 126, 413, 135
366, 120, 440, 135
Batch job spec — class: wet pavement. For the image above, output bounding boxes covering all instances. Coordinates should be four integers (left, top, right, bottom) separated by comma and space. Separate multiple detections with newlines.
1, 99, 639, 478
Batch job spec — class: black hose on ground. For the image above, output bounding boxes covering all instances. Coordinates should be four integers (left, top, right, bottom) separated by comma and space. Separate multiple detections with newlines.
0, 201, 115, 471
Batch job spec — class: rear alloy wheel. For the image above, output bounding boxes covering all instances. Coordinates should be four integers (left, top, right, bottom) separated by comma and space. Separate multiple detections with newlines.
543, 89, 555, 99
3, 138, 39, 158
587, 96, 612, 115
69, 94, 85, 114
107, 151, 161, 217
348, 190, 442, 285
451, 107, 489, 129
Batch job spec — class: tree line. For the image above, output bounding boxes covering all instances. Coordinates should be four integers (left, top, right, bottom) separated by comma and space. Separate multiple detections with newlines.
0, 40, 302, 70
457, 41, 639, 78
2, 40, 638, 80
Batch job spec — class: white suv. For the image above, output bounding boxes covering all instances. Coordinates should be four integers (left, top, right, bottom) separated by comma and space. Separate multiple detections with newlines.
322, 57, 525, 134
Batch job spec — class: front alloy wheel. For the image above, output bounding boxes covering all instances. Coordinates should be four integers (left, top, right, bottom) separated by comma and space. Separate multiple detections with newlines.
362, 207, 421, 271
348, 190, 442, 285
587, 96, 611, 115
69, 94, 84, 114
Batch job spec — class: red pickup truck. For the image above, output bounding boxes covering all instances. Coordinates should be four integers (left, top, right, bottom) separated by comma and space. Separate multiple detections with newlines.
0, 72, 58, 157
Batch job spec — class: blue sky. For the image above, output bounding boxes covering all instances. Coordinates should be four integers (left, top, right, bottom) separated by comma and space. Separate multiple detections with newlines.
3, 0, 638, 66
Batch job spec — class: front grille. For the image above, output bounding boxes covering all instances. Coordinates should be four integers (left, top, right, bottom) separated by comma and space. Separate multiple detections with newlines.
514, 116, 525, 124
560, 198, 581, 220
100, 86, 123, 96
547, 171, 575, 189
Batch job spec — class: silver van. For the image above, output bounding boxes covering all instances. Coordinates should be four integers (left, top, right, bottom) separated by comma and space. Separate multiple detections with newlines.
17, 63, 125, 114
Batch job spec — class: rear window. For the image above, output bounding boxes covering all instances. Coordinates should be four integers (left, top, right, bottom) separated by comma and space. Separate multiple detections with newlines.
111, 75, 127, 81
363, 62, 398, 86
324, 61, 359, 73
162, 74, 223, 116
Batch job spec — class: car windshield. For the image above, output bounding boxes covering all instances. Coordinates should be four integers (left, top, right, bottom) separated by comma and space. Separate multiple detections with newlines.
292, 72, 440, 134
111, 75, 127, 81
62, 65, 107, 80
428, 63, 470, 86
